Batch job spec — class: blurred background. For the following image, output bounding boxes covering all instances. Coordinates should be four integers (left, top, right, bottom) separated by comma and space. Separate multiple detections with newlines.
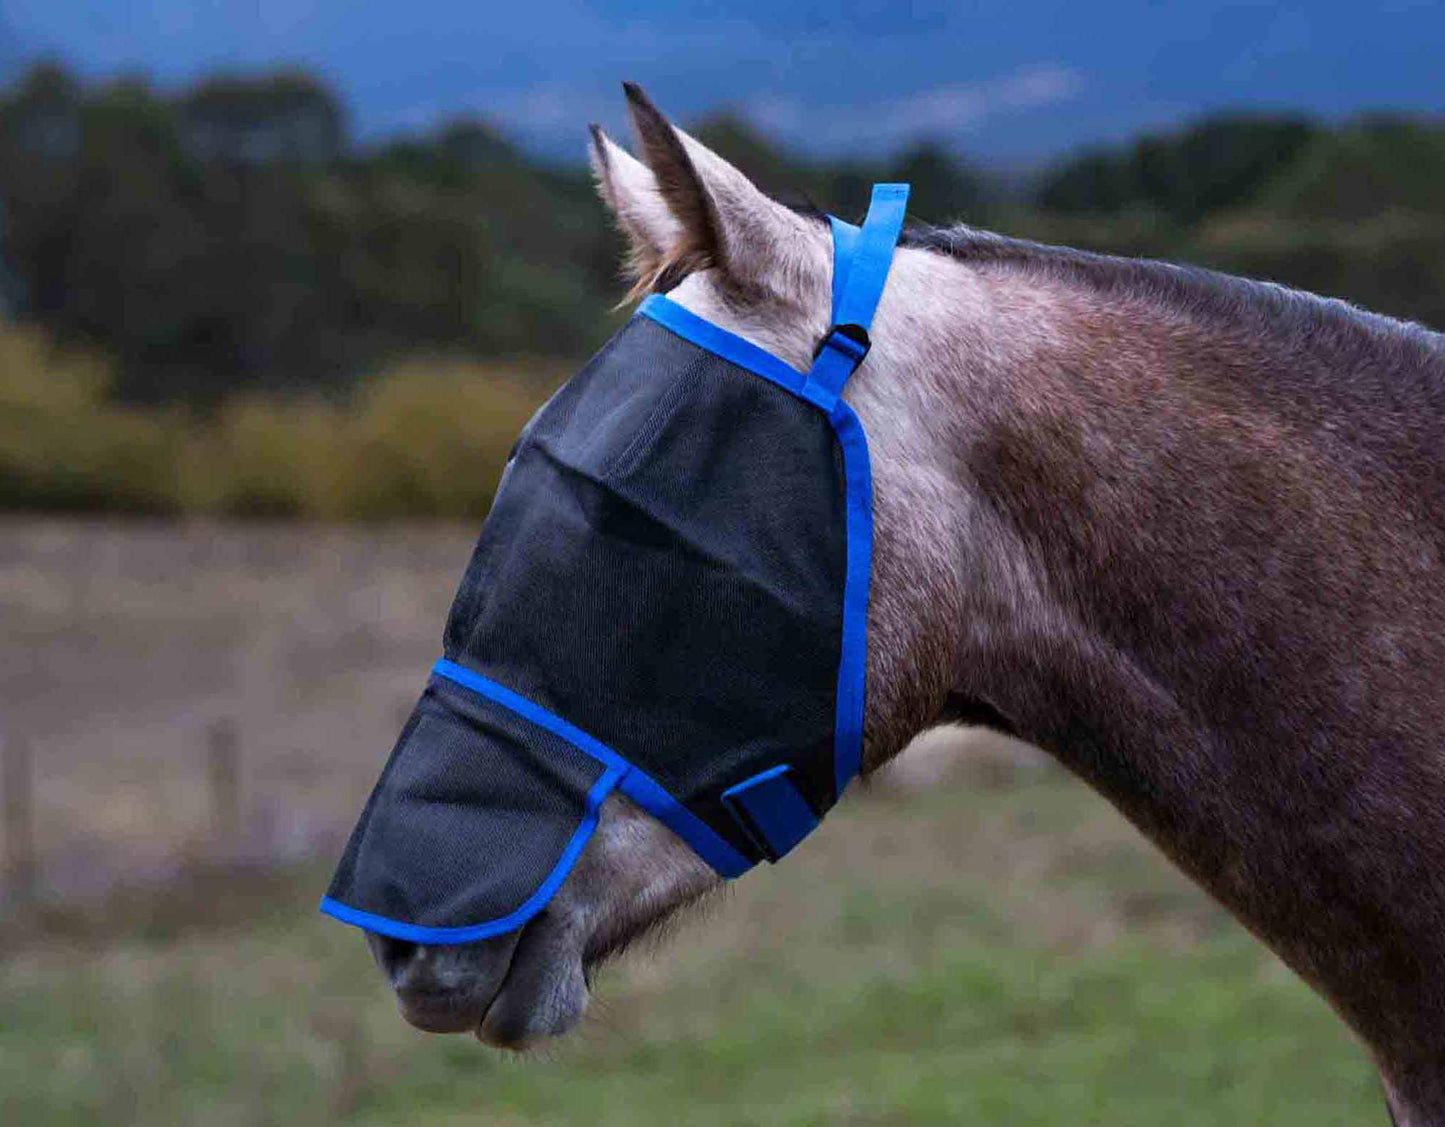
1, 2, 1438, 1122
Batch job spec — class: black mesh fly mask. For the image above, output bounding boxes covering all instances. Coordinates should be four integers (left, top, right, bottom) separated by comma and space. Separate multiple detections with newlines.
322, 184, 910, 943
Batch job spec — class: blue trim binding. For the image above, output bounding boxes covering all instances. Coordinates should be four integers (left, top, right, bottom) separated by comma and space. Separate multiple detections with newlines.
319, 182, 909, 944
639, 294, 844, 419
828, 398, 873, 797
638, 294, 805, 396
318, 761, 625, 944
429, 659, 752, 879
817, 184, 908, 796
318, 656, 752, 943
637, 296, 875, 799
636, 182, 910, 805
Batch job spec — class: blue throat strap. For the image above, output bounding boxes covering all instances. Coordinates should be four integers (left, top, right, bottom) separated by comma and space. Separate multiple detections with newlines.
723, 182, 909, 865
803, 183, 910, 410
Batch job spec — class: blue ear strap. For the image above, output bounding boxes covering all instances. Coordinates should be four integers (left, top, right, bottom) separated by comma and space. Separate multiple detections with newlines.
805, 183, 910, 408
834, 183, 909, 329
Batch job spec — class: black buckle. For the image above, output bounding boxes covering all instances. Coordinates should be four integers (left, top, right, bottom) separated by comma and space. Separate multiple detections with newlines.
812, 323, 871, 363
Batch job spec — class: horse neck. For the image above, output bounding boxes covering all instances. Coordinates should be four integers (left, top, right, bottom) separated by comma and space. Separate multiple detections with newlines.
909, 260, 1445, 1116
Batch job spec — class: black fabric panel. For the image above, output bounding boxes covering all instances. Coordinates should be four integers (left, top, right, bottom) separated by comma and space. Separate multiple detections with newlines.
443, 317, 848, 853
327, 679, 604, 929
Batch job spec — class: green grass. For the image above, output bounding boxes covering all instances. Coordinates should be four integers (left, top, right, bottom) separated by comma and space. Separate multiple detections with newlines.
0, 759, 1381, 1126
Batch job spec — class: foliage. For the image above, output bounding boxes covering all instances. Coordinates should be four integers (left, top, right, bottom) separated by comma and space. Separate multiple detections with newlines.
0, 319, 556, 518
1188, 209, 1445, 330
4, 62, 1445, 516
1036, 114, 1320, 224
692, 113, 988, 223
1253, 116, 1445, 221
0, 63, 616, 406
0, 323, 184, 512
1017, 110, 1445, 334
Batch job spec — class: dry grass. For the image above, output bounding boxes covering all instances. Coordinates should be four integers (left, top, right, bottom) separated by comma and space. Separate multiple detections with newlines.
1, 520, 475, 897
0, 521, 1382, 1125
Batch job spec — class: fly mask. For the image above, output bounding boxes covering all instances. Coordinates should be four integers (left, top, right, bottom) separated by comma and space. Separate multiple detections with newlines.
322, 184, 910, 943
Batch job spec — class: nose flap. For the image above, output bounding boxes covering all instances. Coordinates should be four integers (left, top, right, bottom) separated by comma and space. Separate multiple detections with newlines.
321, 673, 623, 943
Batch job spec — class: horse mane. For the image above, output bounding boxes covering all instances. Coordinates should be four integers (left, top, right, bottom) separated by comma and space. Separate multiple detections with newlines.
772, 189, 1445, 382
902, 221, 1445, 371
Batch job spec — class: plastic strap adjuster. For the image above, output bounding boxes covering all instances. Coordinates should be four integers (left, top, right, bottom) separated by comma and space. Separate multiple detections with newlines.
804, 324, 872, 410
720, 765, 820, 863
814, 323, 871, 364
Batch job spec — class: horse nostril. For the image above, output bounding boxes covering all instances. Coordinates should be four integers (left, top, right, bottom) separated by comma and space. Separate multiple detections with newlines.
370, 934, 419, 980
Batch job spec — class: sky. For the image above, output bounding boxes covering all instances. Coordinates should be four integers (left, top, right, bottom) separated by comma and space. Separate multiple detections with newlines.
3, 1, 1443, 167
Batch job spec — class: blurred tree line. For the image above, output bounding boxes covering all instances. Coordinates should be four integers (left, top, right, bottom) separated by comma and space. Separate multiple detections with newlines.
2, 62, 1445, 517
0, 63, 623, 404
0, 63, 995, 407
3, 61, 1444, 410
1028, 111, 1445, 330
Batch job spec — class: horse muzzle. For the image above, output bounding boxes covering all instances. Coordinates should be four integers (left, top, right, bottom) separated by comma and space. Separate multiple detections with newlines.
368, 918, 588, 1049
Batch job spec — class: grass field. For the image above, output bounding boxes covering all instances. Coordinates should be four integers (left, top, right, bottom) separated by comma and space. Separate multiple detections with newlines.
0, 522, 1383, 1125
2, 756, 1383, 1126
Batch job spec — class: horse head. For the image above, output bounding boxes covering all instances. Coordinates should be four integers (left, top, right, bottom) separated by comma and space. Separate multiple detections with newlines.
362, 83, 969, 1049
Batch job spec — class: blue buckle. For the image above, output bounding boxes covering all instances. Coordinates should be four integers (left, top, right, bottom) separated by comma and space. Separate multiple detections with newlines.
720, 765, 820, 863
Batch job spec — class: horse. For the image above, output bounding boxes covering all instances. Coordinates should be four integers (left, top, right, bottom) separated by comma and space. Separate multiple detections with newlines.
364, 84, 1445, 1126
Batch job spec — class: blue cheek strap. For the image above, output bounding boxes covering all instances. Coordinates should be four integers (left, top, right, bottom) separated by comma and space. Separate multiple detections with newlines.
722, 182, 910, 863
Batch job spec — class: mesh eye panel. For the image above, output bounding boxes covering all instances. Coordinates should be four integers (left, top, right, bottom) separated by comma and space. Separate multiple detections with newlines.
442, 317, 848, 851
326, 679, 607, 931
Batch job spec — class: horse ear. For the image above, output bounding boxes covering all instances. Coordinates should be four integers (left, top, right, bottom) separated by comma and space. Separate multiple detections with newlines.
618, 82, 816, 301
588, 123, 682, 290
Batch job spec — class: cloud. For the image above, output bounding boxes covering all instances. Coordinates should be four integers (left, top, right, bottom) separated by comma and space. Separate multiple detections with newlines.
378, 62, 1086, 163
748, 64, 1085, 153
483, 84, 590, 131
898, 65, 1084, 131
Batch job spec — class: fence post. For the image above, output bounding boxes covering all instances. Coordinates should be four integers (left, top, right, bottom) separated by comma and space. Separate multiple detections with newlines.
207, 717, 241, 850
2, 730, 37, 906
